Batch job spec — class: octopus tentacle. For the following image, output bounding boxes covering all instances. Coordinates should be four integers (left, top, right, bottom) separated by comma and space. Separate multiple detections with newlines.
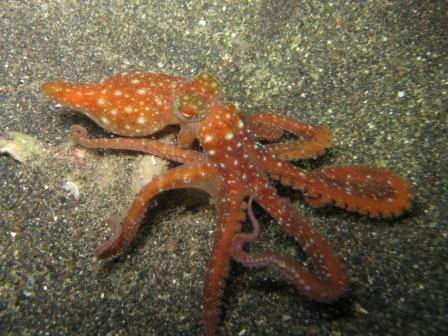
244, 114, 284, 141
305, 165, 413, 218
284, 164, 411, 218
245, 113, 331, 160
231, 193, 347, 302
252, 149, 412, 218
203, 196, 246, 336
96, 163, 221, 258
70, 125, 202, 163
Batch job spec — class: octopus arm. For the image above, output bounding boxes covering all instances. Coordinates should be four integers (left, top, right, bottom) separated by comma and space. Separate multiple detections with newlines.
265, 159, 412, 218
231, 194, 347, 303
305, 165, 413, 218
245, 113, 331, 160
244, 114, 284, 140
70, 125, 202, 163
203, 195, 247, 336
95, 163, 221, 258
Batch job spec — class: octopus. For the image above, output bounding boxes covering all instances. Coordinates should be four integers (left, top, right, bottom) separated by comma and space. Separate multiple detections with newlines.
42, 71, 412, 335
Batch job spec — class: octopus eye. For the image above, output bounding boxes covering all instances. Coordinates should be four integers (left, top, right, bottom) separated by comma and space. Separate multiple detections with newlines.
175, 94, 208, 122
195, 72, 222, 96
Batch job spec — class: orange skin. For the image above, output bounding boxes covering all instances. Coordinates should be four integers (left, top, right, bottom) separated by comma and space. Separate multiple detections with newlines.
42, 71, 412, 335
